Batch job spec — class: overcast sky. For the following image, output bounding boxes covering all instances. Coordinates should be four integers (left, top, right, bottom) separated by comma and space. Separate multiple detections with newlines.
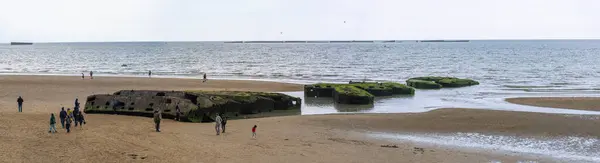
0, 0, 598, 42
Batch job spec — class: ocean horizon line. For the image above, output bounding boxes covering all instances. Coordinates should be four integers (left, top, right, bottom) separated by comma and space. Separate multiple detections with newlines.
2, 39, 600, 44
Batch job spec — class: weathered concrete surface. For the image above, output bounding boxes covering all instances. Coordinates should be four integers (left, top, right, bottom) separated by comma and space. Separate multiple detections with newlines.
84, 90, 301, 122
304, 82, 415, 105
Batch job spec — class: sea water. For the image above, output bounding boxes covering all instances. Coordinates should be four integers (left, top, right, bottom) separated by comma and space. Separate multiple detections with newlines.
2, 40, 600, 114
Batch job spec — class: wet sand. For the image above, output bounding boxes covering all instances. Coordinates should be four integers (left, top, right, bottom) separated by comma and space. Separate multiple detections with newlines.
506, 97, 600, 111
0, 110, 554, 163
0, 75, 586, 162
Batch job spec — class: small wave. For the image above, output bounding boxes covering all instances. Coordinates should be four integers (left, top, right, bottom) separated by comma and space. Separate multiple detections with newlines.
523, 88, 600, 92
503, 85, 561, 88
369, 132, 600, 162
550, 82, 571, 85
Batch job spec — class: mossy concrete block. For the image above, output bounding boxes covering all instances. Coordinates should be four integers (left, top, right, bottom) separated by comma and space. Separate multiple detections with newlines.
333, 86, 374, 104
437, 78, 479, 87
408, 76, 479, 88
406, 79, 443, 89
303, 83, 339, 97
85, 90, 301, 123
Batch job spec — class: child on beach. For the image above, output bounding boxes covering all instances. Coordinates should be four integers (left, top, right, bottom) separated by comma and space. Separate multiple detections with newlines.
252, 125, 257, 139
65, 114, 72, 133
49, 113, 57, 133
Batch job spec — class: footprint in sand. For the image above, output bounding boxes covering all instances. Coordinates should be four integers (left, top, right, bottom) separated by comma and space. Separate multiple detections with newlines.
127, 153, 147, 160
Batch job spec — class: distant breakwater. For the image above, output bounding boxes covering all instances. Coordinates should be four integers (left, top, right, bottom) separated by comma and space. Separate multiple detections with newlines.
223, 40, 469, 43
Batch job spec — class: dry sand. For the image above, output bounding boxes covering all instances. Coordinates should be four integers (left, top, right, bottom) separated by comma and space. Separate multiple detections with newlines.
506, 97, 600, 111
1, 75, 593, 162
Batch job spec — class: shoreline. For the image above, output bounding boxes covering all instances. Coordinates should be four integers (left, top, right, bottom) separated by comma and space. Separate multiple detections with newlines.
0, 73, 352, 85
2, 74, 599, 162
506, 97, 600, 111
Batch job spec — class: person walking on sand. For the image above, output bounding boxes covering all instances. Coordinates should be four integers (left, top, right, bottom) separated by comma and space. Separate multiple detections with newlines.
90, 71, 93, 79
59, 107, 67, 128
81, 73, 85, 79
221, 116, 228, 133
203, 73, 207, 82
67, 108, 73, 120
73, 109, 79, 127
77, 112, 85, 127
148, 70, 152, 78
175, 105, 181, 121
17, 96, 24, 112
75, 98, 80, 108
49, 113, 58, 133
153, 110, 162, 132
252, 125, 257, 139
65, 113, 72, 133
215, 113, 222, 135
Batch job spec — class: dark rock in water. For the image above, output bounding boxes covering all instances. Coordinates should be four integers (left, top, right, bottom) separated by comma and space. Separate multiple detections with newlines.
407, 76, 479, 88
84, 90, 302, 123
304, 82, 414, 105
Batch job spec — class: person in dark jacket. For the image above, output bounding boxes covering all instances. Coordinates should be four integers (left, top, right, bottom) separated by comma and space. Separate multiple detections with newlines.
75, 98, 80, 108
49, 113, 57, 133
221, 116, 228, 133
77, 112, 85, 127
59, 107, 67, 128
73, 103, 80, 127
17, 96, 24, 112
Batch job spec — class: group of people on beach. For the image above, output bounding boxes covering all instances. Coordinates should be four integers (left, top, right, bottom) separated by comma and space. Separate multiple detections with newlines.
48, 98, 86, 133
81, 71, 94, 79
82, 70, 209, 82
214, 113, 256, 138
152, 109, 257, 138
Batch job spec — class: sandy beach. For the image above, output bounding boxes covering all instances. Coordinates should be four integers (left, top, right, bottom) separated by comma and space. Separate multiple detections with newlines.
507, 97, 600, 111
1, 75, 598, 162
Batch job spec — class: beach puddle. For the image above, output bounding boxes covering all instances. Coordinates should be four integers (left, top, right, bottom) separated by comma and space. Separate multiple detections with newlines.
368, 132, 600, 163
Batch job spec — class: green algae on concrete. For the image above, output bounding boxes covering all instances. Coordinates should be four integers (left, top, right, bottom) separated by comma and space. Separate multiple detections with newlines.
85, 90, 301, 123
303, 81, 415, 105
407, 76, 479, 88
333, 85, 374, 104
406, 79, 443, 89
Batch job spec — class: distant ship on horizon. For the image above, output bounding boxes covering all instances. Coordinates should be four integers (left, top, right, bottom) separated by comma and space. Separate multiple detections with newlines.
10, 42, 33, 45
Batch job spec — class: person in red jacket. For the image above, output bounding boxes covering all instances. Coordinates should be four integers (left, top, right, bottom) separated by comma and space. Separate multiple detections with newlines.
252, 125, 257, 139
